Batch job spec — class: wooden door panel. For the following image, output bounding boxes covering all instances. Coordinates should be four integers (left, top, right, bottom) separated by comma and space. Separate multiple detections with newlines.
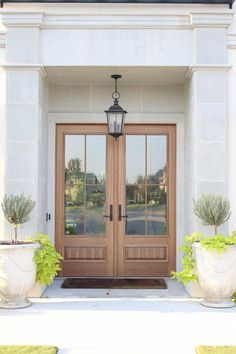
117, 125, 176, 277
56, 124, 114, 276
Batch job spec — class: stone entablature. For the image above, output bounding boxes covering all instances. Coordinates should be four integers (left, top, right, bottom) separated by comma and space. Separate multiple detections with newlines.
0, 8, 234, 29
0, 6, 234, 66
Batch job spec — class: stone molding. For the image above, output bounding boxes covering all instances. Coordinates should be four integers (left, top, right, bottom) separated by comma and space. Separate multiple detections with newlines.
228, 33, 236, 48
42, 13, 190, 29
0, 9, 233, 29
48, 112, 184, 123
1, 63, 47, 77
1, 63, 232, 79
1, 12, 44, 27
0, 31, 6, 48
189, 11, 234, 27
186, 64, 232, 77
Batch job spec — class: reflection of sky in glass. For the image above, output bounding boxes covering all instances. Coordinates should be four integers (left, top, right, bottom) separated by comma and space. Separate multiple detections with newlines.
65, 134, 166, 185
126, 136, 145, 184
126, 135, 166, 184
65, 135, 105, 182
65, 135, 84, 170
87, 136, 105, 182
147, 136, 166, 177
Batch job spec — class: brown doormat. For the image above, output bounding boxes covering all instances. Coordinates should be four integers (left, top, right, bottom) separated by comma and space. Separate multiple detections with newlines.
61, 278, 167, 289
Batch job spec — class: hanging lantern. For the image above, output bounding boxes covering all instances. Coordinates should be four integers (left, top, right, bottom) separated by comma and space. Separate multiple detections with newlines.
105, 74, 127, 139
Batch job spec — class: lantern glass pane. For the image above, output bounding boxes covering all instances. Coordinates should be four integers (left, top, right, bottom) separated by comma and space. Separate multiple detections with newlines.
107, 112, 124, 134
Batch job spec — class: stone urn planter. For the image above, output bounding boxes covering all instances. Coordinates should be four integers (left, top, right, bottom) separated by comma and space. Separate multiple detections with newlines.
193, 242, 236, 308
0, 242, 39, 309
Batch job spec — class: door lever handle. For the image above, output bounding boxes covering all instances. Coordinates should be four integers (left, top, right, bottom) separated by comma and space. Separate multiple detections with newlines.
103, 204, 113, 222
118, 204, 128, 222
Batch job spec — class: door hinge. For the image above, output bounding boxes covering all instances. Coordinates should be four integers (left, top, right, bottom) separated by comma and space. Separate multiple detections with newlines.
46, 213, 51, 222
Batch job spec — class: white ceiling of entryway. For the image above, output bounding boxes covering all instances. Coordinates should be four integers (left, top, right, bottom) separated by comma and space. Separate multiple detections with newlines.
45, 66, 188, 85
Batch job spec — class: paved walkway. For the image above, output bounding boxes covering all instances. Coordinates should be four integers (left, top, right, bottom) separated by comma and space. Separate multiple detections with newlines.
0, 279, 236, 354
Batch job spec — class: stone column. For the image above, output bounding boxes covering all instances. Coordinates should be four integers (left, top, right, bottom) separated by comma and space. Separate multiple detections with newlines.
0, 32, 7, 238
0, 12, 48, 240
228, 25, 236, 232
184, 12, 232, 236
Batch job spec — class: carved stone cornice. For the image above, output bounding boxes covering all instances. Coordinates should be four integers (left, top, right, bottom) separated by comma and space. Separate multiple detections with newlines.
2, 63, 47, 77
0, 9, 234, 29
1, 12, 44, 27
189, 11, 234, 28
186, 64, 232, 77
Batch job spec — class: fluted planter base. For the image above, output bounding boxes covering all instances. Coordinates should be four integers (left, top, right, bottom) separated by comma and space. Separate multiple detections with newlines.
0, 296, 32, 309
0, 242, 39, 309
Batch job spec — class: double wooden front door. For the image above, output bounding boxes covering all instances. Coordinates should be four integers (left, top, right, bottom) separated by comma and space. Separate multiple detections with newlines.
56, 124, 176, 277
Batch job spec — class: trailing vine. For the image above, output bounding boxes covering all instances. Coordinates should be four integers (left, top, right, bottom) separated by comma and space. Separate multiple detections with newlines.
26, 232, 63, 286
171, 232, 236, 285
171, 232, 202, 285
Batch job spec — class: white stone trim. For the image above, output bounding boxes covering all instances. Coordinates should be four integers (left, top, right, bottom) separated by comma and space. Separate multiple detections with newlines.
42, 13, 190, 29
0, 9, 233, 30
2, 64, 47, 77
1, 12, 44, 27
47, 112, 184, 272
189, 11, 233, 28
186, 65, 232, 77
48, 112, 184, 123
0, 31, 6, 49
228, 34, 236, 49
176, 120, 185, 272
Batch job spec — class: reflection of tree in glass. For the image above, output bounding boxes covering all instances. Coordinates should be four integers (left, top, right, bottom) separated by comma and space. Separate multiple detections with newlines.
87, 186, 105, 207
68, 158, 81, 172
148, 187, 166, 206
126, 165, 167, 209
65, 158, 83, 206
126, 185, 145, 205
65, 180, 84, 206
136, 175, 145, 184
65, 158, 83, 182
147, 165, 167, 186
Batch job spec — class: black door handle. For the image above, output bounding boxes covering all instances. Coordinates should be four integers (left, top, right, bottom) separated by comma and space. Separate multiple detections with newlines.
104, 204, 113, 222
118, 204, 128, 222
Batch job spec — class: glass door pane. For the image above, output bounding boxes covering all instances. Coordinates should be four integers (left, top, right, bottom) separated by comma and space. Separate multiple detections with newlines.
64, 134, 106, 236
147, 136, 167, 235
126, 136, 145, 235
125, 135, 167, 236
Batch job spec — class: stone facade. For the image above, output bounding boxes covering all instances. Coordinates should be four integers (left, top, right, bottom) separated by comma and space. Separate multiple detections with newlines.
0, 2, 236, 271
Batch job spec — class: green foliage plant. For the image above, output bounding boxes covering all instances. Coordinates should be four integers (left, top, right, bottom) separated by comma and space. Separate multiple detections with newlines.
172, 194, 234, 285
171, 232, 202, 285
26, 233, 63, 286
193, 194, 231, 235
1, 194, 35, 242
171, 232, 236, 285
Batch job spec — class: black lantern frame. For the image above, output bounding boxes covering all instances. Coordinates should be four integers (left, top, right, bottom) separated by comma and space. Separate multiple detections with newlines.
105, 74, 127, 139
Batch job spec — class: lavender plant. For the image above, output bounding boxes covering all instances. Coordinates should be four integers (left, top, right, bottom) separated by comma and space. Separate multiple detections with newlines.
193, 194, 231, 235
1, 194, 35, 242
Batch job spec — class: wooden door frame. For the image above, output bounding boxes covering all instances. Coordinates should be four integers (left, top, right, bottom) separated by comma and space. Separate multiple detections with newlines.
55, 123, 176, 277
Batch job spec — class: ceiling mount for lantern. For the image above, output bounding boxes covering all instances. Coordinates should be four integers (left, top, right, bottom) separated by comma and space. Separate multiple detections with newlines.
105, 74, 127, 139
